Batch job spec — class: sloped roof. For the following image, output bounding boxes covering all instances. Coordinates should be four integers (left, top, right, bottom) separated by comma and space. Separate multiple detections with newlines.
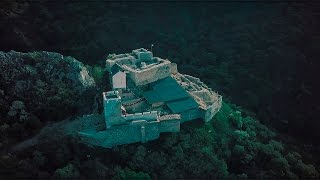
166, 97, 198, 113
143, 77, 190, 104
110, 63, 123, 75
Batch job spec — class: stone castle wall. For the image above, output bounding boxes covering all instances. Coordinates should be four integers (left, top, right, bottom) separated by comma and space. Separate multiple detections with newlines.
123, 111, 158, 122
78, 113, 180, 148
79, 122, 151, 148
159, 119, 180, 132
79, 118, 172, 148
180, 108, 202, 123
105, 54, 135, 72
106, 51, 178, 87
128, 61, 174, 86
123, 100, 147, 113
202, 95, 222, 122
103, 92, 124, 128
84, 48, 223, 148
159, 114, 180, 132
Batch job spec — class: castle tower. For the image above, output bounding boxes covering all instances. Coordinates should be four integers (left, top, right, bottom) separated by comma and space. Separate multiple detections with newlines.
103, 91, 124, 128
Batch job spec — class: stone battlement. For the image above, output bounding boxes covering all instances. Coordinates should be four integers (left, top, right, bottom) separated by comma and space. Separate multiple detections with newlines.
132, 48, 153, 61
123, 111, 158, 122
103, 91, 120, 100
159, 114, 181, 121
106, 49, 178, 86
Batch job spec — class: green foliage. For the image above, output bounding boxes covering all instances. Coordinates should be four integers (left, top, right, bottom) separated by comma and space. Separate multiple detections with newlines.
53, 163, 80, 179
269, 157, 290, 175
32, 150, 47, 167
113, 167, 151, 180
229, 110, 243, 129
233, 144, 245, 156
295, 161, 319, 179
44, 80, 79, 121
212, 102, 232, 132
8, 99, 319, 179
1, 3, 319, 179
87, 65, 105, 86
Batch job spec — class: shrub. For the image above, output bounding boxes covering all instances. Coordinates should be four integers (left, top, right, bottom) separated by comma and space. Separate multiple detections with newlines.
269, 157, 290, 174
295, 160, 319, 179
113, 167, 151, 180
53, 163, 80, 179
233, 144, 245, 156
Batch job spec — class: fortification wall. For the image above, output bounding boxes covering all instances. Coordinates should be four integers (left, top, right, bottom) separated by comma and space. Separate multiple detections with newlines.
79, 123, 145, 148
202, 95, 222, 122
105, 55, 135, 72
180, 108, 202, 123
159, 114, 180, 132
169, 63, 178, 74
132, 48, 153, 62
79, 119, 161, 148
123, 111, 158, 122
142, 120, 161, 142
123, 100, 147, 113
121, 92, 136, 101
122, 98, 144, 107
103, 92, 125, 128
129, 61, 173, 86
192, 90, 214, 104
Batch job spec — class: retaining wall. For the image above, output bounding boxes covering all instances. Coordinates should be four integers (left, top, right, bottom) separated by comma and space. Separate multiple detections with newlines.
79, 119, 161, 148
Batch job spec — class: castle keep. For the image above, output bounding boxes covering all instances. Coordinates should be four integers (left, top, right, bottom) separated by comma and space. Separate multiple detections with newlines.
79, 48, 222, 148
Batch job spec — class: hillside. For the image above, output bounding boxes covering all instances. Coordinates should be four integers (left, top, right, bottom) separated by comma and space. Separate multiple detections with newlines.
0, 1, 319, 179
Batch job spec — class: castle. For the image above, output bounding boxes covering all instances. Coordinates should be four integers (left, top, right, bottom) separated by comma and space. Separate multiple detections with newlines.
78, 48, 222, 148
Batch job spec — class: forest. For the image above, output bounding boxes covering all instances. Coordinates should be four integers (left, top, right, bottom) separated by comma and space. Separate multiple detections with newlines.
0, 1, 319, 179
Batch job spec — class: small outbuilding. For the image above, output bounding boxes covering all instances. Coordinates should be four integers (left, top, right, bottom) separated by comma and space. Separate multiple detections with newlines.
111, 64, 126, 90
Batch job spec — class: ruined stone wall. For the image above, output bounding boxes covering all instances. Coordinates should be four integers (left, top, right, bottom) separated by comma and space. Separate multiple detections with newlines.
122, 98, 144, 106
123, 100, 148, 114
105, 54, 135, 72
169, 63, 178, 74
202, 95, 222, 122
129, 61, 173, 86
192, 90, 214, 105
123, 111, 158, 122
121, 92, 136, 101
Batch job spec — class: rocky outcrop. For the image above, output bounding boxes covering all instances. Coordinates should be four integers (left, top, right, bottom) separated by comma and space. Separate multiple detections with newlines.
0, 51, 96, 141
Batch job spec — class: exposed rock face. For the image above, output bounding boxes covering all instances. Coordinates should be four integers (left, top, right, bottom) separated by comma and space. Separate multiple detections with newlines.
0, 51, 96, 140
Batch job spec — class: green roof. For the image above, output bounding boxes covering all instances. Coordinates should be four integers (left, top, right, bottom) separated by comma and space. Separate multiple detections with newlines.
110, 63, 123, 75
143, 77, 190, 104
166, 98, 199, 113
143, 90, 160, 104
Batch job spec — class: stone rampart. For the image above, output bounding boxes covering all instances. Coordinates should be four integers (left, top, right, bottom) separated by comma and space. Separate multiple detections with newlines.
123, 111, 158, 122
128, 61, 173, 86
122, 98, 144, 106
79, 123, 146, 148
180, 108, 202, 123
103, 91, 124, 128
202, 95, 222, 122
79, 118, 162, 148
105, 54, 135, 72
159, 114, 180, 132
